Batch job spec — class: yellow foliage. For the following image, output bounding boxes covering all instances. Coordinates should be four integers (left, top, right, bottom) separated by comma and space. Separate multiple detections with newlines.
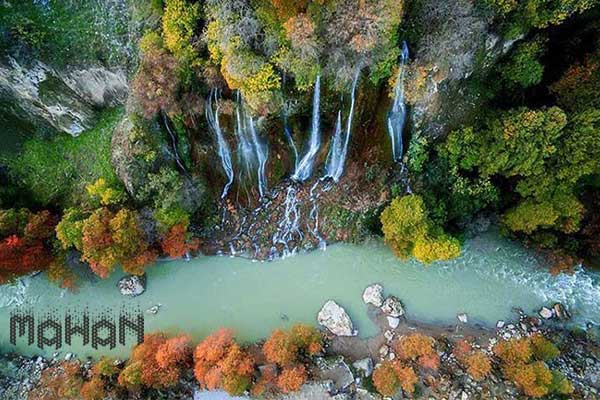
86, 178, 125, 206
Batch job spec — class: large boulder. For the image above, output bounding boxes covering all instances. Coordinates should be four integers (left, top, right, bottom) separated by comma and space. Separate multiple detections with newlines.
317, 300, 357, 336
0, 57, 127, 136
362, 284, 384, 307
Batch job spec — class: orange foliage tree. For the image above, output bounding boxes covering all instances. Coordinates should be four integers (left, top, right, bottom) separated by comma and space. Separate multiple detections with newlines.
29, 361, 84, 400
80, 377, 108, 400
493, 336, 567, 398
277, 365, 307, 393
463, 351, 492, 381
118, 332, 191, 390
161, 223, 199, 258
194, 328, 255, 396
263, 324, 322, 366
394, 333, 439, 370
81, 208, 156, 278
372, 360, 418, 396
0, 209, 57, 282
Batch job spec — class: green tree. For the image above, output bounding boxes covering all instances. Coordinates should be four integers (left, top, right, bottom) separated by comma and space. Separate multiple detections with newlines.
380, 195, 461, 263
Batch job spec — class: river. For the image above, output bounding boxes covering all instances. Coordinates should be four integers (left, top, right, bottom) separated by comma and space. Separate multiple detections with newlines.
0, 231, 598, 359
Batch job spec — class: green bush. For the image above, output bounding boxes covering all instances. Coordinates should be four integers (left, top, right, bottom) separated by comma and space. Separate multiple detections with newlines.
3, 109, 124, 208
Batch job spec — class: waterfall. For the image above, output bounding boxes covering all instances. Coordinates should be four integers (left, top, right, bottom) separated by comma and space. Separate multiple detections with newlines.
388, 41, 409, 162
283, 113, 299, 171
234, 92, 269, 198
206, 89, 234, 198
308, 180, 327, 250
271, 185, 303, 259
292, 75, 321, 182
162, 112, 187, 173
324, 70, 360, 181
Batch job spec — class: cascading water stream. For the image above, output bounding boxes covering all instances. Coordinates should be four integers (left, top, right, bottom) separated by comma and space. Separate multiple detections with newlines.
248, 115, 268, 198
162, 112, 187, 173
234, 92, 269, 198
325, 69, 360, 181
308, 180, 327, 250
271, 185, 304, 259
206, 89, 234, 198
388, 41, 409, 163
291, 75, 321, 182
283, 113, 299, 171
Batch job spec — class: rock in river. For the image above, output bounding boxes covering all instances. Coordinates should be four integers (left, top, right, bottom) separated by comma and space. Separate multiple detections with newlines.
381, 296, 404, 317
317, 300, 357, 336
553, 303, 571, 321
539, 306, 554, 320
362, 283, 384, 307
118, 275, 146, 297
387, 316, 400, 329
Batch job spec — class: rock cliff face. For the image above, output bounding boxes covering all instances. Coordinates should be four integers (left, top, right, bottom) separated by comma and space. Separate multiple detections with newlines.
407, 0, 517, 140
0, 57, 128, 137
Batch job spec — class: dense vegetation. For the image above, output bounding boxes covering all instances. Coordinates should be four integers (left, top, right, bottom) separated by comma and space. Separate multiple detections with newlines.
26, 326, 571, 399
0, 0, 598, 283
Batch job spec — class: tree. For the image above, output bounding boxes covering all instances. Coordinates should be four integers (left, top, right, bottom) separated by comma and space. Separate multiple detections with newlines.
463, 351, 492, 381
372, 360, 417, 396
194, 329, 255, 395
263, 324, 322, 366
118, 333, 191, 390
395, 333, 435, 361
80, 208, 155, 278
380, 195, 461, 263
132, 34, 181, 119
0, 209, 56, 282
440, 106, 598, 239
162, 0, 200, 66
500, 38, 546, 88
550, 49, 600, 113
86, 178, 126, 206
29, 361, 83, 400
277, 365, 307, 393
493, 336, 570, 398
161, 223, 199, 258
80, 377, 108, 400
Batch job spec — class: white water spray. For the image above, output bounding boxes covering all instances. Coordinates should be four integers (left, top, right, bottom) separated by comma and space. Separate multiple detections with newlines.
325, 70, 360, 181
292, 75, 321, 182
206, 89, 234, 198
234, 93, 269, 198
388, 41, 409, 162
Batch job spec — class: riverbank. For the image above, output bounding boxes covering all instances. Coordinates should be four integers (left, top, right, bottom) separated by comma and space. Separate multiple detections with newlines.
1, 297, 599, 400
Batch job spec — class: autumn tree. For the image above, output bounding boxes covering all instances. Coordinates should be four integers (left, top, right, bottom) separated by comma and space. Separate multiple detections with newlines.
372, 360, 418, 396
132, 32, 181, 119
29, 361, 84, 400
463, 351, 492, 381
277, 365, 307, 393
118, 333, 191, 390
550, 48, 600, 113
194, 328, 255, 395
161, 223, 200, 258
493, 336, 570, 398
263, 324, 322, 366
381, 195, 460, 263
79, 208, 156, 278
394, 333, 440, 371
0, 209, 57, 282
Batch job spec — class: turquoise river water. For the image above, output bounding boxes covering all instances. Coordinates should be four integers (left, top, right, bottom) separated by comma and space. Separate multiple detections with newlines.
0, 231, 598, 359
